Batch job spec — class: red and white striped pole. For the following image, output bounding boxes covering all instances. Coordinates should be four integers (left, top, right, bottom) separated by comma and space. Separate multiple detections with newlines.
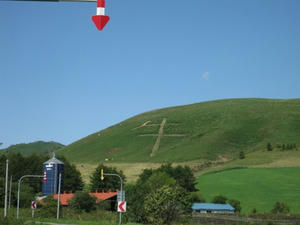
96, 0, 105, 16
92, 0, 110, 30
43, 171, 47, 182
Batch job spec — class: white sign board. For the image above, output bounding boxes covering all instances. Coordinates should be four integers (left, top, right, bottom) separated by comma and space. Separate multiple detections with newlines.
118, 201, 126, 212
31, 201, 37, 209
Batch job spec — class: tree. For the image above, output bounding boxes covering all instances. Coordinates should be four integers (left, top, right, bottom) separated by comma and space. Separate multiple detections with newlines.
212, 195, 227, 204
157, 164, 198, 192
69, 191, 96, 213
90, 164, 126, 192
228, 199, 241, 213
271, 202, 290, 214
57, 155, 84, 192
126, 164, 198, 224
239, 151, 245, 159
144, 185, 190, 225
267, 143, 273, 151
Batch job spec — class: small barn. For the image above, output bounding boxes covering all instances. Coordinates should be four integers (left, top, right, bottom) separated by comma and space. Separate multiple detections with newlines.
192, 203, 235, 214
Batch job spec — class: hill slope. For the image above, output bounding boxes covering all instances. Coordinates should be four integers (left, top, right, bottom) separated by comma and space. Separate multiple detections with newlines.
196, 167, 300, 213
0, 141, 64, 155
57, 98, 300, 163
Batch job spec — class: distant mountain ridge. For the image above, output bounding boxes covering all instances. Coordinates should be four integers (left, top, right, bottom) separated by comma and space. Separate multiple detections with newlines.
0, 141, 64, 155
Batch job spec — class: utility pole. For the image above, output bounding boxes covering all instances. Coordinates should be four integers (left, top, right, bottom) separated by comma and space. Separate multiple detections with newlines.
57, 173, 62, 219
9, 175, 12, 209
4, 159, 9, 217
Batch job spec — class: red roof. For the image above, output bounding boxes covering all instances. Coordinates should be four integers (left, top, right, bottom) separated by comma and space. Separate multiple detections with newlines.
53, 191, 117, 206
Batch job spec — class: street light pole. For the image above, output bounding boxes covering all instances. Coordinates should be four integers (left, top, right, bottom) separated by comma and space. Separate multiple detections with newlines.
4, 159, 9, 217
17, 175, 43, 219
103, 173, 123, 225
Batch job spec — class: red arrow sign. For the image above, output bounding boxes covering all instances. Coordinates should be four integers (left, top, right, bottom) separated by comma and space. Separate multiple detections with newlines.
31, 201, 37, 209
92, 0, 110, 30
92, 15, 110, 30
118, 201, 126, 212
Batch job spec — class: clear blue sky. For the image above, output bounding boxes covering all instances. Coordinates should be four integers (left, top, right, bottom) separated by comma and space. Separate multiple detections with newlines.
0, 0, 299, 148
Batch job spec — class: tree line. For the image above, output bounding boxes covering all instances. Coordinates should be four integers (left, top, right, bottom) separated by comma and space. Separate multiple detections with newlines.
0, 153, 83, 208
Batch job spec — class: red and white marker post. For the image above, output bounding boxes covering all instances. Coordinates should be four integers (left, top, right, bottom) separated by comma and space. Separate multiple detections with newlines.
43, 171, 47, 182
92, 0, 110, 30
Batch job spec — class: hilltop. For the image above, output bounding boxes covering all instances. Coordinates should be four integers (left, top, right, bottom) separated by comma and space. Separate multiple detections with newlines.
0, 141, 64, 155
57, 98, 300, 164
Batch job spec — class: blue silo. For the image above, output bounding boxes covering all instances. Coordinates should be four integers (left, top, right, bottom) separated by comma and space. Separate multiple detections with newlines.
42, 153, 64, 196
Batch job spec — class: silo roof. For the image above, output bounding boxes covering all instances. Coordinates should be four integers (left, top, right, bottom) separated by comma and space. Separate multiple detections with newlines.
43, 153, 64, 165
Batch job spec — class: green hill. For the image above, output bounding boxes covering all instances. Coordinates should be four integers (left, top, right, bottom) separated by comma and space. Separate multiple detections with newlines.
57, 98, 300, 163
0, 141, 64, 155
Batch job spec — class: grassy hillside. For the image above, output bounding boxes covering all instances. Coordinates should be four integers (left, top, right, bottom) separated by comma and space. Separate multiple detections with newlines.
0, 141, 64, 155
57, 98, 300, 163
196, 167, 300, 213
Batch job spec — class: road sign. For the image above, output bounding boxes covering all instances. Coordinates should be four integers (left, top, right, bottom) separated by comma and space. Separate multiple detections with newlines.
117, 191, 125, 201
31, 201, 37, 209
118, 201, 126, 212
92, 0, 110, 30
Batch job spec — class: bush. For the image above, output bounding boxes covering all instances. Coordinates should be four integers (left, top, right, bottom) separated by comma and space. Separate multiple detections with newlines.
38, 195, 60, 218
228, 199, 241, 213
239, 151, 245, 159
212, 195, 227, 204
271, 202, 290, 214
189, 192, 205, 203
69, 191, 96, 213
267, 143, 273, 151
0, 217, 28, 225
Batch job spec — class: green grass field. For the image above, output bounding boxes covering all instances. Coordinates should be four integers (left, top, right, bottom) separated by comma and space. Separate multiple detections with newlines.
57, 98, 300, 163
196, 167, 300, 214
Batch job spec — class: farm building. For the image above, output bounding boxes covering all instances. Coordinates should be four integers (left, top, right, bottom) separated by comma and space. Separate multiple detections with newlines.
192, 203, 235, 214
53, 190, 117, 206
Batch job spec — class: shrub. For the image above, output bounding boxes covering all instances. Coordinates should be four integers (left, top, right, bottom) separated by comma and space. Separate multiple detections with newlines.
189, 192, 206, 203
228, 199, 241, 213
69, 191, 96, 213
271, 201, 290, 214
38, 196, 60, 218
212, 195, 227, 204
239, 151, 245, 159
267, 143, 273, 151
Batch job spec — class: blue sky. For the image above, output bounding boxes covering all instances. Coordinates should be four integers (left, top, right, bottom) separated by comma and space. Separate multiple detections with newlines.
0, 0, 299, 148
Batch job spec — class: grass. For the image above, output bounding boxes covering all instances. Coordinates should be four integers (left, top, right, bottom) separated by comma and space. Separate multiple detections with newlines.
76, 162, 162, 184
57, 98, 300, 163
4, 208, 141, 225
196, 167, 300, 214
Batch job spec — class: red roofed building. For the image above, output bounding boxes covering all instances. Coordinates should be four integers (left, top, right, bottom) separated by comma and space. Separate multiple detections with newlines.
53, 190, 117, 206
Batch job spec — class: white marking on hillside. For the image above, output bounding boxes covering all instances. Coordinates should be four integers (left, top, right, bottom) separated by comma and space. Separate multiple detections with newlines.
135, 118, 185, 157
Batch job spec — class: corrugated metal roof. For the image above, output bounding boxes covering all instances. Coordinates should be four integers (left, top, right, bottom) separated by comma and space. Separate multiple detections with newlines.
43, 153, 64, 165
192, 203, 235, 211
